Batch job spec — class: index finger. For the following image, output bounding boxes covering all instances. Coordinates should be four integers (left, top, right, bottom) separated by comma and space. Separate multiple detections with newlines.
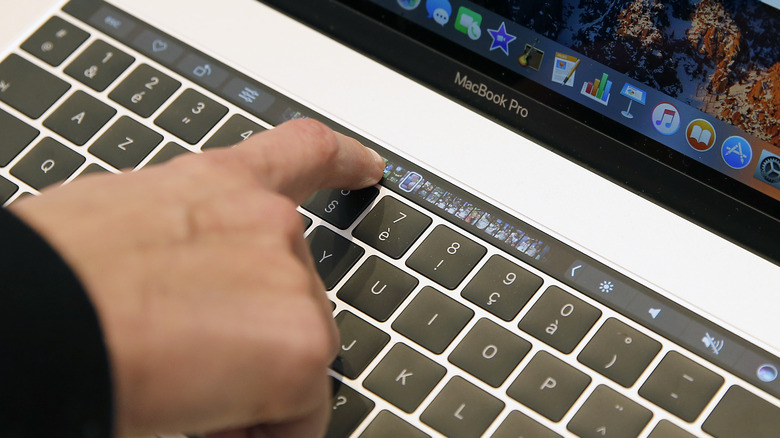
231, 119, 385, 204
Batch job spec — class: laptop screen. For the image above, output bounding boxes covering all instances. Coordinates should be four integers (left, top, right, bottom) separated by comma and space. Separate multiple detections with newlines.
311, 0, 779, 258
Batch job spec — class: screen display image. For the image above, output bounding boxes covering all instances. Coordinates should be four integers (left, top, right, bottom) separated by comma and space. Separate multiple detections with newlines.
367, 0, 780, 218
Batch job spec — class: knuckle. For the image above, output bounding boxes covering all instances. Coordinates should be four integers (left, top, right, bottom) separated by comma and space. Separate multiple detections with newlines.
261, 193, 303, 236
287, 119, 340, 162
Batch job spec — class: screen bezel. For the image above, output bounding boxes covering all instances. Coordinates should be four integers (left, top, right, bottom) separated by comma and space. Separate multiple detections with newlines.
259, 0, 779, 263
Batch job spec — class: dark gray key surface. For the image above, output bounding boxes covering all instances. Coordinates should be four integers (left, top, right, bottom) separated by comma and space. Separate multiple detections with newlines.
144, 142, 189, 167
337, 255, 418, 322
648, 420, 696, 438
491, 410, 562, 438
359, 410, 430, 438
21, 16, 89, 66
0, 108, 39, 166
201, 114, 264, 150
353, 196, 432, 258
461, 254, 543, 321
702, 385, 780, 438
0, 54, 71, 118
363, 343, 446, 413
43, 90, 116, 146
64, 40, 134, 91
327, 379, 374, 438
301, 213, 313, 231
77, 163, 110, 177
406, 225, 486, 290
518, 286, 601, 354
506, 351, 591, 422
154, 89, 227, 144
333, 311, 390, 379
577, 317, 661, 387
392, 286, 473, 354
0, 176, 18, 205
448, 318, 531, 387
109, 64, 180, 118
567, 385, 652, 438
639, 351, 724, 422
305, 226, 364, 290
420, 376, 504, 438
10, 137, 84, 190
302, 187, 379, 230
89, 116, 163, 169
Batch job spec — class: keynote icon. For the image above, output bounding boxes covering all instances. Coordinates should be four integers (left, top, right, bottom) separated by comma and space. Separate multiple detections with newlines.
651, 102, 681, 135
686, 119, 716, 151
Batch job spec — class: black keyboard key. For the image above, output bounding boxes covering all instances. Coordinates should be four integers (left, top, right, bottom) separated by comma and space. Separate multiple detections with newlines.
406, 225, 486, 290
305, 226, 364, 290
639, 351, 724, 422
0, 176, 18, 204
88, 116, 163, 169
569, 388, 653, 436
578, 318, 661, 387
64, 40, 134, 91
648, 420, 696, 438
327, 379, 374, 438
359, 410, 429, 438
10, 137, 84, 190
420, 376, 504, 438
145, 142, 189, 167
567, 385, 652, 438
392, 286, 473, 354
448, 318, 531, 387
506, 351, 591, 422
0, 54, 71, 118
109, 64, 180, 118
43, 90, 116, 146
301, 213, 313, 231
154, 89, 227, 144
0, 108, 39, 166
77, 163, 110, 177
461, 254, 543, 321
337, 256, 418, 322
703, 386, 780, 438
491, 411, 561, 438
302, 187, 379, 230
518, 286, 601, 354
333, 311, 390, 379
363, 343, 446, 413
21, 16, 89, 66
201, 114, 264, 150
353, 196, 432, 258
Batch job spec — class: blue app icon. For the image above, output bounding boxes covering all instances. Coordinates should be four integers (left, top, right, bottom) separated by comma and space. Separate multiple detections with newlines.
397, 0, 421, 10
426, 0, 452, 25
721, 136, 752, 169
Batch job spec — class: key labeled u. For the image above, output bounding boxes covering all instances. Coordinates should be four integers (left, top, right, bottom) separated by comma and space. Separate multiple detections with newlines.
371, 281, 387, 295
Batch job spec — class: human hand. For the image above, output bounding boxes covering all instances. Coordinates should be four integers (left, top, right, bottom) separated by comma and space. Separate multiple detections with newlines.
10, 119, 385, 437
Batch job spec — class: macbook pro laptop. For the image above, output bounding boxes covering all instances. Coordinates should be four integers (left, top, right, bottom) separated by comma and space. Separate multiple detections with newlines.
0, 0, 779, 437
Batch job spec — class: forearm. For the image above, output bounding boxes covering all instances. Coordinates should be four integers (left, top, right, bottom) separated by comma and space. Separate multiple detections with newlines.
0, 207, 113, 438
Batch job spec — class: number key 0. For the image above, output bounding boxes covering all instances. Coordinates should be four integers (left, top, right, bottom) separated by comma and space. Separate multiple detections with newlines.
407, 225, 486, 290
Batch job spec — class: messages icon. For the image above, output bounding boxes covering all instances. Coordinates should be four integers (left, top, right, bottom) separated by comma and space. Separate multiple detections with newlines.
455, 7, 482, 40
426, 0, 452, 25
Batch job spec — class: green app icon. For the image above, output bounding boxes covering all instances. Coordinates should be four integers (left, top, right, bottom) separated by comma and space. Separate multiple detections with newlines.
455, 7, 482, 40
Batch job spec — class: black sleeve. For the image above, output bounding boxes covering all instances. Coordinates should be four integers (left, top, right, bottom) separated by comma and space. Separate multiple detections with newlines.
0, 208, 113, 437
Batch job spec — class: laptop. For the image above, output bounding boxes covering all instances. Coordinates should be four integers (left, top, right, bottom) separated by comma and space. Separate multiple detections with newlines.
1, 0, 778, 436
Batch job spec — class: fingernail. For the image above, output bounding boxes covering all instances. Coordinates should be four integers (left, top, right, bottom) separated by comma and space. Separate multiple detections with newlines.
369, 148, 386, 173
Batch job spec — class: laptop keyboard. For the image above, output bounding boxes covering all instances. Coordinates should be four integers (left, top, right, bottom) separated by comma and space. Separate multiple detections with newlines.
2, 2, 780, 437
